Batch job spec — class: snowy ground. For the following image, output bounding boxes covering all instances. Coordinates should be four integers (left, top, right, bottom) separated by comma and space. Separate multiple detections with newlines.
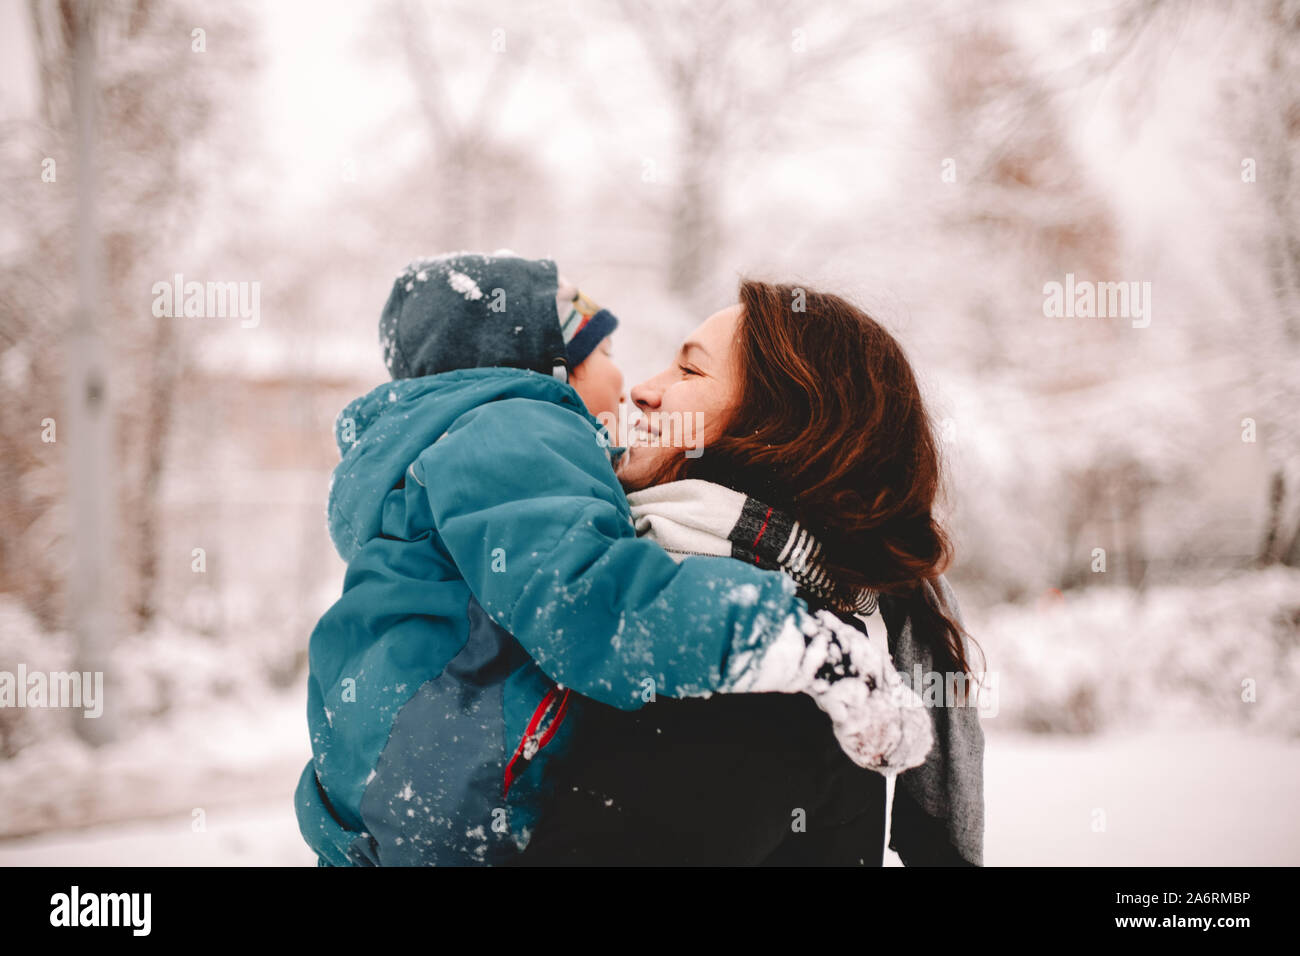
982, 727, 1300, 866
2, 726, 1296, 866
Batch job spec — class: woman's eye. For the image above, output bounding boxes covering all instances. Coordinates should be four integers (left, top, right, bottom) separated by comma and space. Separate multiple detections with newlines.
678, 364, 699, 376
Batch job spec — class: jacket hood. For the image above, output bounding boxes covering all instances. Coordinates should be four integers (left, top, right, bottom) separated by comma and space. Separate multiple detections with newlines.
326, 367, 597, 563
379, 252, 569, 381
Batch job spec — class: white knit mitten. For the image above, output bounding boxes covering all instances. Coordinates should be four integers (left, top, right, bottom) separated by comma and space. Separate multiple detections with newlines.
727, 608, 932, 774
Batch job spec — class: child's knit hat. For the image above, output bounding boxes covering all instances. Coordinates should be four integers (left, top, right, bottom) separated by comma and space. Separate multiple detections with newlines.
556, 279, 619, 369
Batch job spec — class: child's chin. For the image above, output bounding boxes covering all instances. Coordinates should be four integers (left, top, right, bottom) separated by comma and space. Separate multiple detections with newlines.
615, 452, 648, 490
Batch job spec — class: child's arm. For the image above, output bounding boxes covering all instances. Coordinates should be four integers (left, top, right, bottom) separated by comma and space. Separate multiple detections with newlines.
415, 395, 932, 772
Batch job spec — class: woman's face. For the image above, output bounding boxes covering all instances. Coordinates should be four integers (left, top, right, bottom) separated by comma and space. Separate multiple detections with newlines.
619, 303, 742, 492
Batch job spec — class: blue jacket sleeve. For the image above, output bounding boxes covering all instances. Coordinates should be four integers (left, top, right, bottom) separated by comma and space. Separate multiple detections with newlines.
413, 396, 809, 710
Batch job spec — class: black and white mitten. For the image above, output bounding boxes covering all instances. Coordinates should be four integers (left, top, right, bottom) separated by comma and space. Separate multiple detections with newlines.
727, 608, 932, 774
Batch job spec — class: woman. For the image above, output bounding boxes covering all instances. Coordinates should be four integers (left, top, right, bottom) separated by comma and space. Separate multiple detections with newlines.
517, 279, 986, 866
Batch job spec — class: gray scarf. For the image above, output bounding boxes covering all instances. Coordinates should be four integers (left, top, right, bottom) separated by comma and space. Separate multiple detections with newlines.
626, 478, 985, 866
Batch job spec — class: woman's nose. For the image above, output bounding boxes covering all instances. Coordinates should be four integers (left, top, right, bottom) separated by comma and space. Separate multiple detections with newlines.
630, 376, 660, 411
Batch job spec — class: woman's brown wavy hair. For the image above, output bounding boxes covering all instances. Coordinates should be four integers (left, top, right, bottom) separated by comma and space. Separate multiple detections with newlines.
653, 278, 979, 680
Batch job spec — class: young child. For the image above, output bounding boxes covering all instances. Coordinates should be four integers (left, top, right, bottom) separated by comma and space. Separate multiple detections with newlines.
294, 251, 931, 866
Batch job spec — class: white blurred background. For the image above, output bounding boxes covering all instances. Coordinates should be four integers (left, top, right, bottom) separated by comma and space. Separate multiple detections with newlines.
0, 0, 1297, 865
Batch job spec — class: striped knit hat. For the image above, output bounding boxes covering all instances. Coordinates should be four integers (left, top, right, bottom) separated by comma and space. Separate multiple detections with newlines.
556, 283, 619, 369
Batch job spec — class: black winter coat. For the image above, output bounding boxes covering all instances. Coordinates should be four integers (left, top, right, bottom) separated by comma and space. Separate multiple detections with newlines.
514, 595, 945, 866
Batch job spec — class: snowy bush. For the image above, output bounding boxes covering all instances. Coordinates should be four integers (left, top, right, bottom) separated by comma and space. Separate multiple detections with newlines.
968, 567, 1300, 736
